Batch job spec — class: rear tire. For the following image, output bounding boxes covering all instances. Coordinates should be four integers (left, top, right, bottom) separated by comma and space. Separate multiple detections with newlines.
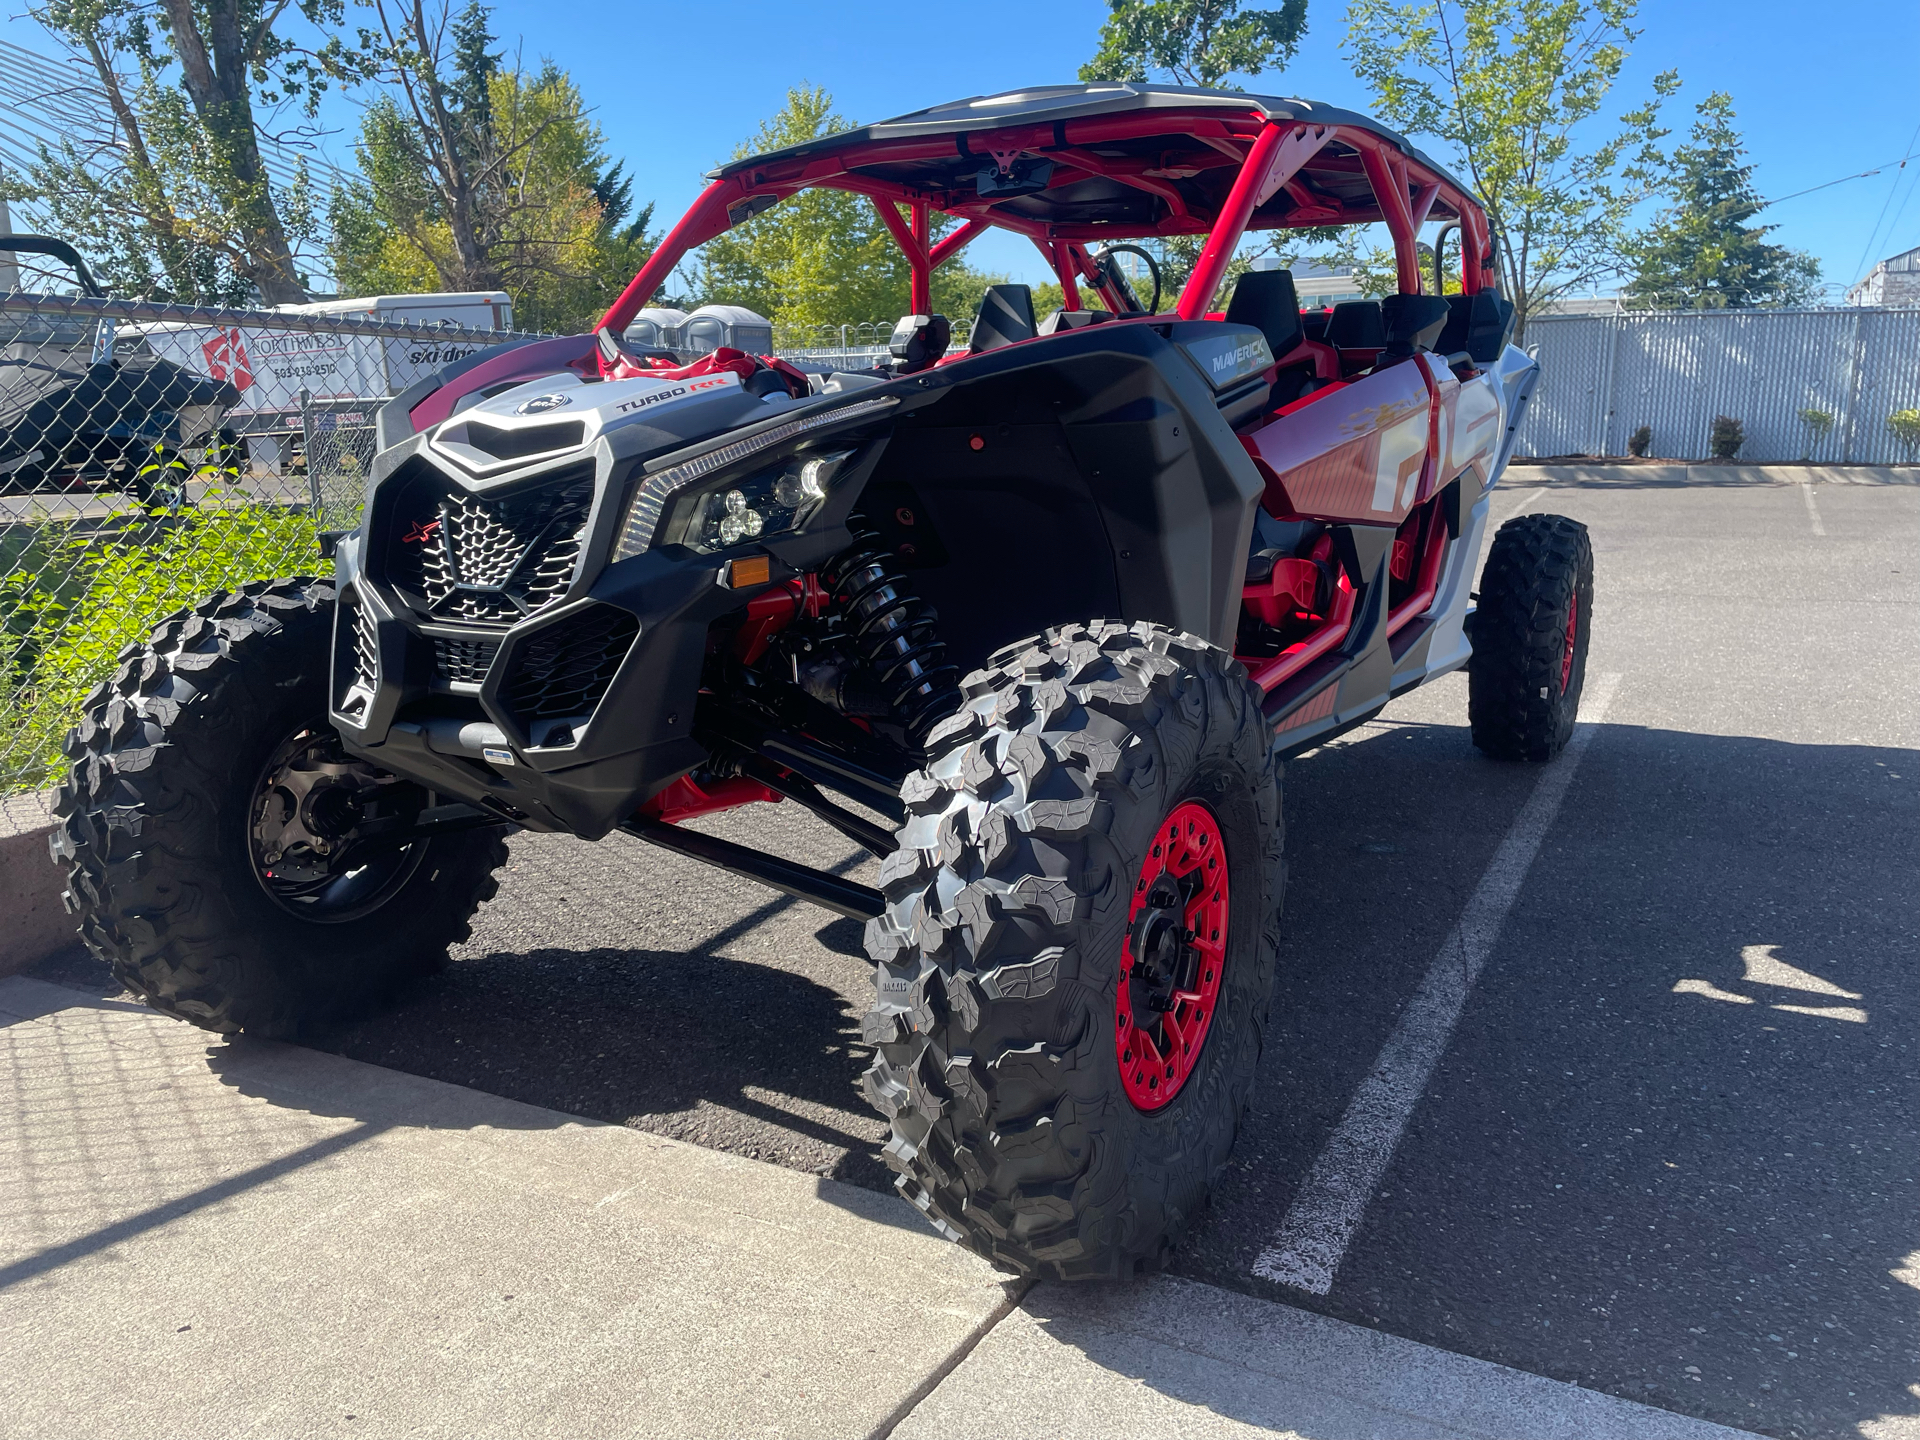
50, 578, 508, 1037
859, 620, 1284, 1279
1468, 513, 1593, 761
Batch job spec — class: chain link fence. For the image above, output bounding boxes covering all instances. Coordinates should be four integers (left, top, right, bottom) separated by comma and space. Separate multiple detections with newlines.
1, 291, 526, 806
11, 291, 1915, 805
1516, 306, 1920, 464
772, 318, 973, 374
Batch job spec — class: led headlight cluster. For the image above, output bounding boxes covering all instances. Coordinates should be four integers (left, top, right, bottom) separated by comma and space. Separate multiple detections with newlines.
610, 396, 896, 563
689, 450, 851, 552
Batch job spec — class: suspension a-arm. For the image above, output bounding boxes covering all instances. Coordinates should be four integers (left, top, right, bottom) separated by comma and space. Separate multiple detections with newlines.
621, 816, 884, 920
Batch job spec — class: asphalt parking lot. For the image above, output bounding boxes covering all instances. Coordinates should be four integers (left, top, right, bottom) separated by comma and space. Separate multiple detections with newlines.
33, 469, 1917, 1440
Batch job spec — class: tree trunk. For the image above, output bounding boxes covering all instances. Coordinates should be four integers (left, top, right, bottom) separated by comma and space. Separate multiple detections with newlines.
75, 32, 201, 300
406, 0, 496, 293
161, 0, 309, 304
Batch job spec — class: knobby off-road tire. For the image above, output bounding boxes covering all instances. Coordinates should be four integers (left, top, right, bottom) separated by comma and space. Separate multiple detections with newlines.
859, 620, 1284, 1279
1468, 513, 1594, 762
51, 578, 508, 1037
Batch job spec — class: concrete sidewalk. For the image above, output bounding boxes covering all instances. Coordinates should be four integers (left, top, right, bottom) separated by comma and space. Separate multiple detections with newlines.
0, 976, 1762, 1439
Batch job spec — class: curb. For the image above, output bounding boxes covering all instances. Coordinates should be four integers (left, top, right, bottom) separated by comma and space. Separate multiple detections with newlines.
1512, 462, 1918, 485
0, 791, 73, 977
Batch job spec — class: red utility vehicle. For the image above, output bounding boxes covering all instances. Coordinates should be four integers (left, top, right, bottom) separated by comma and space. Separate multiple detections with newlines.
55, 84, 1589, 1281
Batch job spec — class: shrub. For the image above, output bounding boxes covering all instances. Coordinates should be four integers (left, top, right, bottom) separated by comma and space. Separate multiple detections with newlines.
1709, 415, 1744, 460
1890, 409, 1920, 459
1627, 425, 1652, 458
0, 496, 325, 795
1798, 408, 1835, 460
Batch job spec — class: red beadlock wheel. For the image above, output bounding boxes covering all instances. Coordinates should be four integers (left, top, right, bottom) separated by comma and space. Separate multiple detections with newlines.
1559, 589, 1579, 691
1115, 799, 1230, 1111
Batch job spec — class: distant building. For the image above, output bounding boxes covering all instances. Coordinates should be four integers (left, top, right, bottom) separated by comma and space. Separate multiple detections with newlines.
1846, 245, 1920, 307
1250, 257, 1367, 308
1535, 294, 1625, 317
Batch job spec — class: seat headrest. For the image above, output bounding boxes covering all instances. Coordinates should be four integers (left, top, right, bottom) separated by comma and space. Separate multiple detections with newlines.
889, 314, 951, 373
1224, 269, 1304, 359
1380, 292, 1453, 356
1327, 300, 1386, 350
1436, 292, 1515, 363
971, 284, 1037, 353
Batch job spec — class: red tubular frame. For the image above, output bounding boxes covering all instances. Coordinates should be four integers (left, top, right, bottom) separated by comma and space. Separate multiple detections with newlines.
1175, 121, 1285, 319
1386, 510, 1451, 635
1244, 571, 1358, 693
596, 106, 1497, 338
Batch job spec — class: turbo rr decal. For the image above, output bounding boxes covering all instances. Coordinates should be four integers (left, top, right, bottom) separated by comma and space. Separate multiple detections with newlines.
611, 373, 739, 415
1244, 362, 1435, 525
1372, 408, 1429, 513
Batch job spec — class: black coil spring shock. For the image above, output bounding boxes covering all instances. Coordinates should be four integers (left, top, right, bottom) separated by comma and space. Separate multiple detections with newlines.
820, 532, 960, 746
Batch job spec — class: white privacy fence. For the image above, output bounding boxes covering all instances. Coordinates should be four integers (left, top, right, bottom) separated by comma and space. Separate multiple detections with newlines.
1514, 307, 1920, 464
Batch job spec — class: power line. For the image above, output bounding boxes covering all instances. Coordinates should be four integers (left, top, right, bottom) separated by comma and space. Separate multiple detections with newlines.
0, 38, 355, 199
1756, 149, 1918, 211
1851, 115, 1920, 285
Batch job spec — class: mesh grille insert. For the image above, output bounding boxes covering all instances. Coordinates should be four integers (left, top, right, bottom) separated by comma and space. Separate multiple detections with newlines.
387, 463, 595, 626
433, 634, 501, 689
335, 586, 377, 718
501, 606, 638, 722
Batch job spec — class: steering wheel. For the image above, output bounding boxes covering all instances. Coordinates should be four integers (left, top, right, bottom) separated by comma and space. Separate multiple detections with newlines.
1089, 244, 1163, 315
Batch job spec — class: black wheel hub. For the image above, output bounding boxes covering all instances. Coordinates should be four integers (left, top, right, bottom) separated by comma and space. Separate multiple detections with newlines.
1126, 867, 1205, 1038
248, 726, 427, 922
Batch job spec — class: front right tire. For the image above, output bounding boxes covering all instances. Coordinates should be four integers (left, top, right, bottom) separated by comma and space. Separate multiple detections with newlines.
859, 620, 1284, 1279
51, 578, 508, 1036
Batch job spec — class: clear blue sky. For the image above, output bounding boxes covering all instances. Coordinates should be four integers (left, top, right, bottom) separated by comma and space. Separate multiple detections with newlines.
478, 0, 1920, 297
8, 0, 1919, 297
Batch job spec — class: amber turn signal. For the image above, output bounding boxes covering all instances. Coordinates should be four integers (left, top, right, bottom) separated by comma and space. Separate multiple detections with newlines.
727, 555, 772, 588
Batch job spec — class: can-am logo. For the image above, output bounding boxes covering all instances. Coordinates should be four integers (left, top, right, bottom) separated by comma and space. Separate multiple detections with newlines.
516, 393, 572, 415
201, 328, 254, 393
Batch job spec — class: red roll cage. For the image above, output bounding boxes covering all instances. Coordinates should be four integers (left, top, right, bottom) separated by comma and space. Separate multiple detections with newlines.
598, 86, 1494, 344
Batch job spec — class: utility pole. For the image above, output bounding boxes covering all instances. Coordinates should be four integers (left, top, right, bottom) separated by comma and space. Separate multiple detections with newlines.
0, 200, 20, 292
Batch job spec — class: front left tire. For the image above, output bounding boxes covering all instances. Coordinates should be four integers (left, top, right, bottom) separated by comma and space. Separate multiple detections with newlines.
859, 620, 1285, 1279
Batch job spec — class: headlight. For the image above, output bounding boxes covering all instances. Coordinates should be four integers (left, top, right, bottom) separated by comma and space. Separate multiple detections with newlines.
680, 449, 852, 553
611, 395, 895, 562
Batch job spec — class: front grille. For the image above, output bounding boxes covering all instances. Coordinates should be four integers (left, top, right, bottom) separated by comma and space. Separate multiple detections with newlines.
433, 634, 501, 689
500, 606, 638, 722
352, 596, 378, 692
388, 463, 595, 626
334, 586, 378, 718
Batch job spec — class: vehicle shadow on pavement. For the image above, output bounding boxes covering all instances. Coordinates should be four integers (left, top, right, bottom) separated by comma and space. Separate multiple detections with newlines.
1176, 719, 1918, 1440
305, 941, 891, 1188
23, 822, 893, 1191
22, 717, 1913, 1438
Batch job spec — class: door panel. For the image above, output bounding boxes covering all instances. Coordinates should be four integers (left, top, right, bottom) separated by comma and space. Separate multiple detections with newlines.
1243, 361, 1433, 525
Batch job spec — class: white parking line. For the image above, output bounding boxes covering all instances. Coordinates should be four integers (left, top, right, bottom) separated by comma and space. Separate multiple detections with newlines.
1801, 483, 1827, 536
1508, 485, 1547, 513
1251, 672, 1623, 1295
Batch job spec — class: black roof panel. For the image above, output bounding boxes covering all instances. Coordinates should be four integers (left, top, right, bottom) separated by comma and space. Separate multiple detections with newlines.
709, 81, 1474, 210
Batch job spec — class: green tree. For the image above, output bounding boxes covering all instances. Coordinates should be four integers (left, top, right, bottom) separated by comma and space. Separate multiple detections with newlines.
331, 2, 654, 331
1344, 0, 1680, 338
691, 86, 1002, 328
1079, 0, 1309, 87
11, 0, 353, 302
1623, 93, 1820, 310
